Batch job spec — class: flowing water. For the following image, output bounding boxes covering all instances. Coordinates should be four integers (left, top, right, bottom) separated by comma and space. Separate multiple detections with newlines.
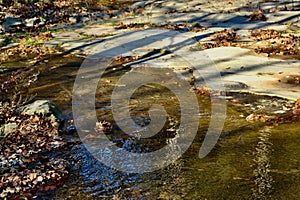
4, 56, 300, 199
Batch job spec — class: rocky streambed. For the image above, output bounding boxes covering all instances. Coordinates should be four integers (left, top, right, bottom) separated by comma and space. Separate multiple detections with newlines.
1, 0, 300, 199
1, 54, 300, 199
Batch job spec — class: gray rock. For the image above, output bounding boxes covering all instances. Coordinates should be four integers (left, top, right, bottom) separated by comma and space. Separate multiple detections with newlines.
38, 21, 45, 26
90, 12, 105, 19
274, 110, 286, 114
130, 1, 146, 9
25, 17, 39, 27
16, 100, 64, 122
0, 123, 17, 138
80, 17, 90, 23
102, 14, 111, 20
115, 11, 123, 17
69, 17, 78, 23
2, 17, 23, 32
294, 22, 300, 28
224, 81, 249, 90
0, 65, 8, 73
0, 43, 20, 50
44, 40, 61, 48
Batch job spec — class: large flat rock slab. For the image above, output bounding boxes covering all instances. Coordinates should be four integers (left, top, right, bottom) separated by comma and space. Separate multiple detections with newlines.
54, 28, 300, 100
202, 47, 300, 100
123, 0, 299, 30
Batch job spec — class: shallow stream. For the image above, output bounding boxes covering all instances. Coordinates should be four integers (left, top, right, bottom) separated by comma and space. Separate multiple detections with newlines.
4, 55, 300, 199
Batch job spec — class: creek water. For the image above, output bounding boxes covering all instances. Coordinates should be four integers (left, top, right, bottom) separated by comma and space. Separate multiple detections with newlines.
6, 55, 300, 199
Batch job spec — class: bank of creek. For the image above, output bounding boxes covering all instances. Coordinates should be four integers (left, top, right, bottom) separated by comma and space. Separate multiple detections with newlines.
0, 53, 299, 199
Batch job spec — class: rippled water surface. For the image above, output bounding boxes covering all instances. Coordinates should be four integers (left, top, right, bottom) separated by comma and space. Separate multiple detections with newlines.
10, 56, 300, 199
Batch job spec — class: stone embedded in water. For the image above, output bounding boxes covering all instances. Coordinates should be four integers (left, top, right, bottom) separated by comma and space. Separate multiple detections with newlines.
68, 17, 78, 23
25, 17, 39, 27
16, 100, 64, 122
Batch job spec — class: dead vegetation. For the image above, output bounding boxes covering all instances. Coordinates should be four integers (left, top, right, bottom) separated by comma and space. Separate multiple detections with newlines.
200, 29, 238, 49
196, 29, 300, 56
250, 29, 300, 55
0, 31, 57, 62
0, 60, 69, 199
249, 10, 268, 21
0, 111, 69, 199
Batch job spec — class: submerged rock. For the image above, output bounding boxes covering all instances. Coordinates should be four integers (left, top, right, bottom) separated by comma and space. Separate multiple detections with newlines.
16, 100, 64, 122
